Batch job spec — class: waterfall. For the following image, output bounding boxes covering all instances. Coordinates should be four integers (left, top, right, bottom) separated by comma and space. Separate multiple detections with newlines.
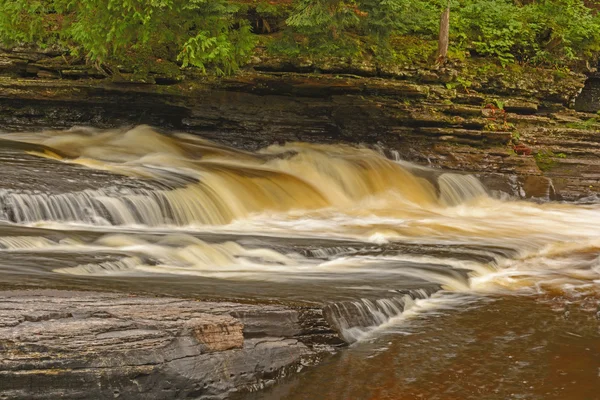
3, 125, 599, 347
0, 126, 489, 227
323, 290, 433, 342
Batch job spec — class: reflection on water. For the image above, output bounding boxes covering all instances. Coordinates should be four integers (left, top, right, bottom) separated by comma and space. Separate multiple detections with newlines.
0, 126, 599, 397
240, 295, 600, 400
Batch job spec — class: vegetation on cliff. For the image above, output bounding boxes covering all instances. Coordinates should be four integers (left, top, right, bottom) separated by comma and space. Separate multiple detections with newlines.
0, 0, 599, 75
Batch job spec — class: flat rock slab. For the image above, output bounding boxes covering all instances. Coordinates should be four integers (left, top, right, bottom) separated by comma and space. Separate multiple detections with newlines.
0, 139, 155, 195
0, 290, 335, 399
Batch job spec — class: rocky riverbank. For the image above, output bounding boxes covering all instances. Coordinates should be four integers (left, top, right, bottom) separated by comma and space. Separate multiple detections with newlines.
1, 46, 599, 201
1, 47, 600, 399
0, 290, 342, 399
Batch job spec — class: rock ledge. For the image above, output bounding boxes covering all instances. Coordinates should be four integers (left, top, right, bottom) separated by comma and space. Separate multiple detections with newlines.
0, 290, 340, 399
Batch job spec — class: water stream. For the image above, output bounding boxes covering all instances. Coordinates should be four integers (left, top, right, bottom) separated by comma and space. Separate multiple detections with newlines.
0, 125, 599, 398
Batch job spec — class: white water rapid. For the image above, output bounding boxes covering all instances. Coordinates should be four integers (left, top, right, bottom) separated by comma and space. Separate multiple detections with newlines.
1, 125, 599, 342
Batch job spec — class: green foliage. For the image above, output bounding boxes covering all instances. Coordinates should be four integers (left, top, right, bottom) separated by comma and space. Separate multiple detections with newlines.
2, 0, 600, 74
492, 99, 505, 110
526, 0, 600, 65
451, 0, 600, 66
265, 32, 302, 57
534, 149, 567, 172
177, 19, 255, 75
277, 0, 600, 67
390, 36, 437, 65
256, 1, 287, 16
253, 1, 292, 34
0, 0, 256, 75
445, 76, 472, 91
286, 0, 360, 37
284, 0, 435, 58
511, 131, 521, 144
452, 0, 530, 66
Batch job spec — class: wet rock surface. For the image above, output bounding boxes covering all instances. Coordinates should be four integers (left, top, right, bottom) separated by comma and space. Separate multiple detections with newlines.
0, 139, 154, 194
0, 55, 598, 201
575, 73, 600, 113
1, 49, 600, 398
0, 290, 339, 399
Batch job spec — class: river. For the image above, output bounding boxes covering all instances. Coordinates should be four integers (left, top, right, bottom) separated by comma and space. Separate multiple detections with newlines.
0, 125, 599, 399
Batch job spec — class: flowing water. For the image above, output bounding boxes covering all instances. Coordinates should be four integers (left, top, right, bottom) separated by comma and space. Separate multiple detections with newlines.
0, 126, 599, 398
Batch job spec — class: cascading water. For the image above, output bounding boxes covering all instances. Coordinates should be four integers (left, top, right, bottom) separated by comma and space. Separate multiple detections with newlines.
0, 125, 483, 227
1, 125, 599, 346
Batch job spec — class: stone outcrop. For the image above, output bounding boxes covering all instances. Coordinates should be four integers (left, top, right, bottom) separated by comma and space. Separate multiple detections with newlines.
0, 290, 341, 399
575, 72, 600, 112
0, 138, 160, 194
2, 48, 600, 399
0, 48, 599, 201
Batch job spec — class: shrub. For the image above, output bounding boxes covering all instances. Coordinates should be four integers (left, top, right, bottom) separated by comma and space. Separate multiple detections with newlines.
1, 0, 600, 74
284, 0, 438, 58
451, 0, 600, 66
0, 0, 257, 74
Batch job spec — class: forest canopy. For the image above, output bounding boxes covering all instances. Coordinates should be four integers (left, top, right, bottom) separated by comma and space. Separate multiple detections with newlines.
1, 0, 599, 74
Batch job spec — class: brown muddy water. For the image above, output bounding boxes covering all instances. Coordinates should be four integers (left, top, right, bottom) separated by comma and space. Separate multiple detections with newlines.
240, 295, 600, 400
0, 126, 599, 398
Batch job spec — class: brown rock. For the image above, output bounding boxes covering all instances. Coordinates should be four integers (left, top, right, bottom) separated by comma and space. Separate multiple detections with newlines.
188, 318, 244, 352
418, 70, 440, 83
520, 175, 554, 199
37, 70, 60, 79
503, 99, 539, 114
514, 144, 533, 155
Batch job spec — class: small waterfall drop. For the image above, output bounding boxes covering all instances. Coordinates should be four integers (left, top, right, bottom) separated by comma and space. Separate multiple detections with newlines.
3, 125, 600, 346
0, 126, 491, 227
324, 290, 433, 342
438, 173, 488, 206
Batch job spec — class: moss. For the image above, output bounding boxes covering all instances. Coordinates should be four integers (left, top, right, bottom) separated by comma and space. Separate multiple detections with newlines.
566, 117, 599, 130
37, 55, 77, 68
511, 131, 521, 144
387, 36, 436, 67
534, 149, 557, 172
263, 33, 436, 69
447, 47, 468, 62
484, 122, 504, 131
455, 57, 582, 100
553, 69, 568, 80
106, 42, 184, 81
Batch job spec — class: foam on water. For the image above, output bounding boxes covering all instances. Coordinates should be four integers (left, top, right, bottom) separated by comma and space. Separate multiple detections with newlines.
2, 126, 600, 342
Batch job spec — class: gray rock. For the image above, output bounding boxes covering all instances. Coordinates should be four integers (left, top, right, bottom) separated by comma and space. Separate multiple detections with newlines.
0, 290, 340, 399
0, 66, 597, 200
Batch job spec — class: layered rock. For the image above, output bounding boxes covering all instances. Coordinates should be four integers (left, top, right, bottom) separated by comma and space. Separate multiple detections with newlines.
1, 48, 599, 400
0, 290, 340, 399
0, 48, 599, 200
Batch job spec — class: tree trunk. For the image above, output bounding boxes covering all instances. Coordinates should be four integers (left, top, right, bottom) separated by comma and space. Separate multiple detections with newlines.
437, 3, 450, 64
